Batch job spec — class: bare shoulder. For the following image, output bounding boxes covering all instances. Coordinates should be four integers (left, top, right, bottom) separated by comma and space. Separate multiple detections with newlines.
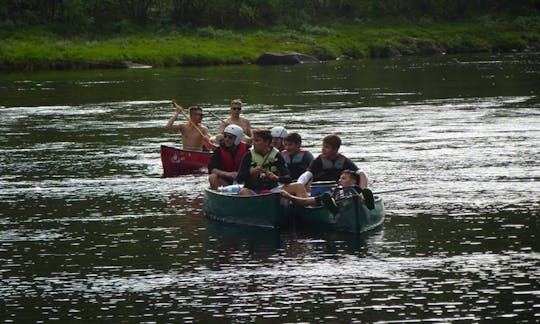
200, 125, 210, 133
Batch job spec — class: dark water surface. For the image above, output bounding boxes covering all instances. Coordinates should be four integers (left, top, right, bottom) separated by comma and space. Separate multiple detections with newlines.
1, 53, 539, 322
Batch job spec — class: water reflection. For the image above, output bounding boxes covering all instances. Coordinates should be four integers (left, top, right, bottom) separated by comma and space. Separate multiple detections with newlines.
0, 53, 539, 322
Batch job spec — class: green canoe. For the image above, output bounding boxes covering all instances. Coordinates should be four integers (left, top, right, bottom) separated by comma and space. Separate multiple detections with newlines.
295, 194, 385, 234
203, 188, 291, 228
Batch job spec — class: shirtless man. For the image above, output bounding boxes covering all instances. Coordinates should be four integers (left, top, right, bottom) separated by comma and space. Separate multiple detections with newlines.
166, 99, 212, 151
215, 99, 252, 143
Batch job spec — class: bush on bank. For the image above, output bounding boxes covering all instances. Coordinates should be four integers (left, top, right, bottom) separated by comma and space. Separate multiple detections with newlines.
0, 17, 538, 71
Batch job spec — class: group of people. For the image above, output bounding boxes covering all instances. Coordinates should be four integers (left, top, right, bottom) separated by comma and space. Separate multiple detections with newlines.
166, 99, 373, 208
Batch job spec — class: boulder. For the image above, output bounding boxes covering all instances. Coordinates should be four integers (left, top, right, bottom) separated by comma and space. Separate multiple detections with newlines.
419, 46, 446, 56
380, 45, 402, 58
255, 52, 320, 65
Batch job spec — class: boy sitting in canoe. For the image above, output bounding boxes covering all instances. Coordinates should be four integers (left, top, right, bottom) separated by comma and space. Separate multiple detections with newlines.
282, 170, 375, 211
236, 128, 308, 197
270, 126, 287, 152
297, 134, 368, 189
208, 125, 248, 190
281, 132, 315, 181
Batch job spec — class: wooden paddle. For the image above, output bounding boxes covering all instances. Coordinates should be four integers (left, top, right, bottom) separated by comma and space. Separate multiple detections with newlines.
208, 110, 228, 126
171, 100, 216, 150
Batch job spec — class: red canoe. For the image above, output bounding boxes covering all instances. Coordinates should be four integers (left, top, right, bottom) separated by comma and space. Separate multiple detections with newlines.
160, 145, 212, 177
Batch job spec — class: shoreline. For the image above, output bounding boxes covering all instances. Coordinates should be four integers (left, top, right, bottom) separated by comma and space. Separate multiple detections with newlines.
1, 21, 538, 72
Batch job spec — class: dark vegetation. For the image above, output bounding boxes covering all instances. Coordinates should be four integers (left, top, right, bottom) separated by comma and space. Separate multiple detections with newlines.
1, 0, 539, 71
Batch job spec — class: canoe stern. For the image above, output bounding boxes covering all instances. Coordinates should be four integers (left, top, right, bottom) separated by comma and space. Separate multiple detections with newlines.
203, 189, 291, 228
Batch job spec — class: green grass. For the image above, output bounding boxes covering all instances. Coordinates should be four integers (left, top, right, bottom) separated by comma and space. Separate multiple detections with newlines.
1, 18, 538, 71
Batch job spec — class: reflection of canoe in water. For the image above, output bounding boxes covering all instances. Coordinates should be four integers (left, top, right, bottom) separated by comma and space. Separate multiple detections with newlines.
160, 145, 212, 177
203, 187, 384, 234
204, 218, 282, 251
203, 188, 291, 229
296, 195, 385, 234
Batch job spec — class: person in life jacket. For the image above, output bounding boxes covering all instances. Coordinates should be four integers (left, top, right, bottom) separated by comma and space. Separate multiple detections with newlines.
236, 128, 308, 197
208, 125, 248, 189
270, 126, 287, 152
282, 169, 375, 211
297, 134, 369, 189
281, 132, 314, 180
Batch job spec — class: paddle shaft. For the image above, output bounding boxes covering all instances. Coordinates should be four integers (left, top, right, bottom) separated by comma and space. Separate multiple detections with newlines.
372, 188, 416, 194
172, 101, 207, 138
208, 111, 227, 125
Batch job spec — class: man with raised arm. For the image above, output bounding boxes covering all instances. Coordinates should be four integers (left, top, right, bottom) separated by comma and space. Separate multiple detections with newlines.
166, 99, 212, 151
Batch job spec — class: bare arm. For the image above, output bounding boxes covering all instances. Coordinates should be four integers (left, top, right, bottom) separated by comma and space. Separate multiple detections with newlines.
217, 119, 229, 134
201, 125, 212, 139
244, 119, 253, 137
166, 111, 182, 131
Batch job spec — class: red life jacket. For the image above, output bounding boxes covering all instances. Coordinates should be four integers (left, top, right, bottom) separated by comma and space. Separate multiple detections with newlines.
219, 142, 248, 172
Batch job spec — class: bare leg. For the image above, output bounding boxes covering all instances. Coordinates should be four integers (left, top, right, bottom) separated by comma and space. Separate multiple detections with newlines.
281, 190, 316, 206
283, 182, 309, 198
238, 188, 254, 196
209, 174, 229, 190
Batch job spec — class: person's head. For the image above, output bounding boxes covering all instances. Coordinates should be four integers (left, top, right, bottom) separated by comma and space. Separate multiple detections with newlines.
223, 124, 244, 146
230, 99, 242, 116
339, 170, 360, 187
284, 132, 302, 154
252, 128, 272, 154
189, 106, 203, 122
270, 126, 287, 150
321, 134, 341, 158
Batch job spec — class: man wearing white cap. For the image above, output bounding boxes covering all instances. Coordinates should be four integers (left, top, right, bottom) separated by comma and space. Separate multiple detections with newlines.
208, 125, 248, 189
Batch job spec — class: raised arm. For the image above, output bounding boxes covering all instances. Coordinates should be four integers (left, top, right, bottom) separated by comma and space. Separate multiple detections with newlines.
166, 111, 181, 131
166, 99, 183, 131
244, 118, 253, 138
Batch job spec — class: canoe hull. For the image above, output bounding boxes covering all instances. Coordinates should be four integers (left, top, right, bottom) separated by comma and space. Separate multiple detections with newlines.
161, 145, 212, 177
203, 188, 290, 229
203, 188, 385, 233
296, 195, 385, 234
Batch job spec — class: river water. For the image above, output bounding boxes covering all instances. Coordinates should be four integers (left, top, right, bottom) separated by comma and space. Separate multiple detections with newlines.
1, 53, 539, 322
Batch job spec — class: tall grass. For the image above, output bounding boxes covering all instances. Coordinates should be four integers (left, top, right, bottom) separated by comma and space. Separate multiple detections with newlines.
1, 18, 538, 71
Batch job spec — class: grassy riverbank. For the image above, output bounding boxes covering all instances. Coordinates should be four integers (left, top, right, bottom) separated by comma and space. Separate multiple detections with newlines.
1, 17, 539, 71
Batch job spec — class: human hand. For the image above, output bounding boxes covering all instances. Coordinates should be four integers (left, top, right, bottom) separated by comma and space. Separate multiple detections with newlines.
250, 167, 264, 177
265, 171, 278, 181
171, 99, 183, 113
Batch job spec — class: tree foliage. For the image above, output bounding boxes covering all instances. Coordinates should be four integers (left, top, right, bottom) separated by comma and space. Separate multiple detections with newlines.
1, 0, 538, 33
